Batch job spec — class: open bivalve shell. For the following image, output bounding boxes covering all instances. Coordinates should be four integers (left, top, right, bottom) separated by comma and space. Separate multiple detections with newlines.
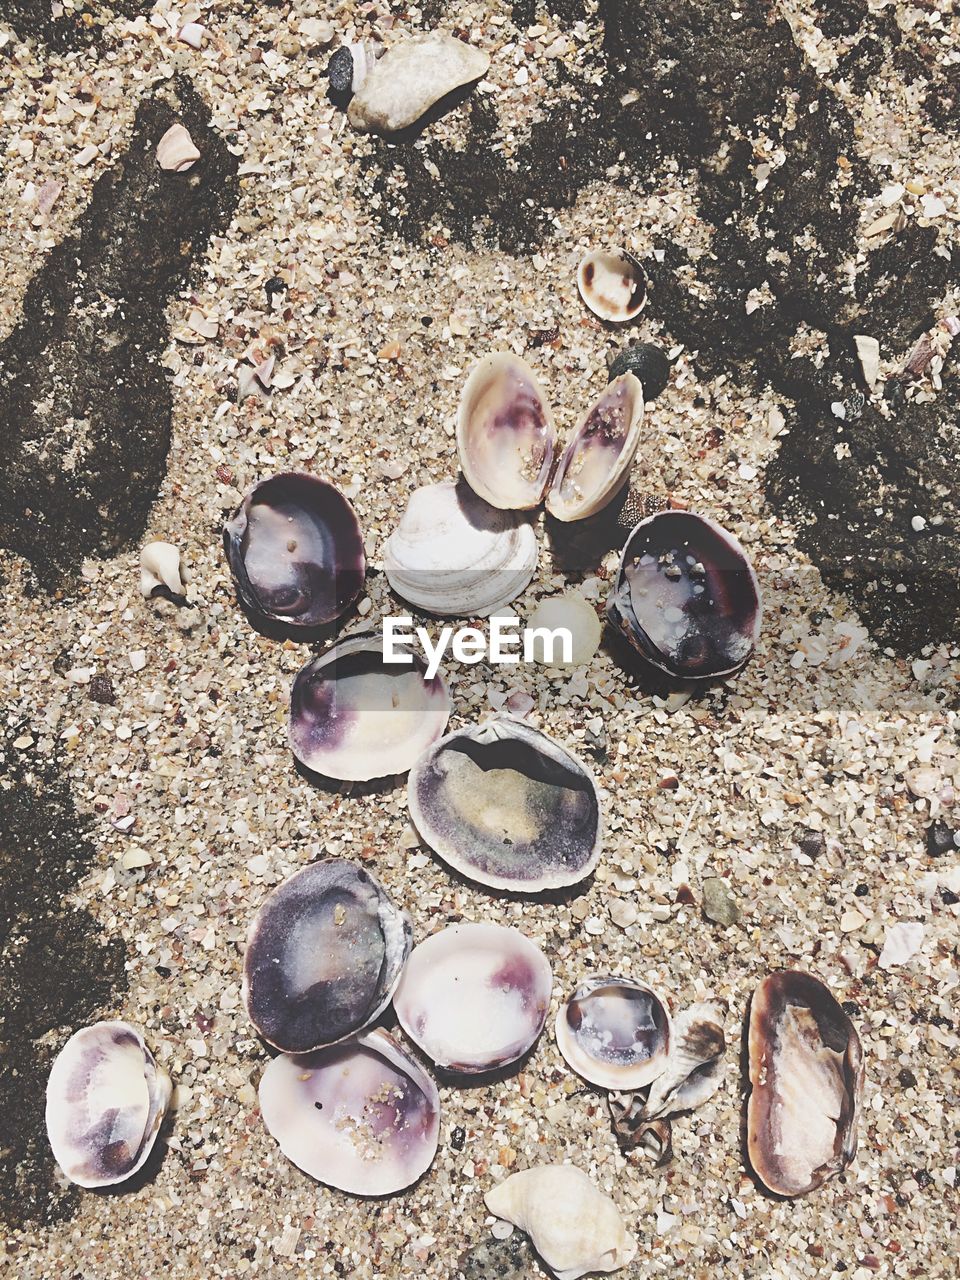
393, 923, 553, 1073
242, 859, 411, 1054
407, 717, 602, 893
383, 479, 538, 616
225, 472, 365, 631
577, 249, 646, 324
607, 510, 761, 681
556, 976, 671, 1090
485, 1165, 637, 1280
747, 969, 864, 1197
545, 374, 644, 522
259, 1028, 440, 1196
289, 632, 450, 781
457, 353, 557, 511
45, 1021, 171, 1189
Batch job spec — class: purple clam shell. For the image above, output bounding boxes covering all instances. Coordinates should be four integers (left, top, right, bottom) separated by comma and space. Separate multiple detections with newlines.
225, 471, 365, 630
606, 510, 760, 681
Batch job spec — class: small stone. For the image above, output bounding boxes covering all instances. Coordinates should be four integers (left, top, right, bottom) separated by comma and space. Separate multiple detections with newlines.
840, 908, 866, 933
702, 876, 740, 926
926, 819, 957, 856
911, 515, 927, 532
89, 674, 116, 704
609, 899, 638, 929
607, 343, 671, 399
327, 47, 356, 106
854, 334, 880, 390
347, 33, 490, 135
128, 650, 147, 672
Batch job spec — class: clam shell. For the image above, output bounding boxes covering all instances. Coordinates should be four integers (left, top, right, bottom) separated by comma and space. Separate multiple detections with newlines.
393, 922, 553, 1073
607, 343, 671, 399
289, 632, 450, 781
555, 976, 672, 1090
641, 999, 727, 1119
259, 1028, 440, 1196
383, 479, 538, 616
45, 1021, 171, 1189
407, 717, 602, 893
242, 859, 412, 1054
457, 353, 556, 510
747, 970, 864, 1197
577, 250, 646, 324
224, 471, 365, 631
545, 373, 644, 521
606, 510, 761, 681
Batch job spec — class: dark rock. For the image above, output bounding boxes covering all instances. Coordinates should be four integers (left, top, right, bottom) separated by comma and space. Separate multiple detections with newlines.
608, 342, 671, 399
327, 47, 356, 107
796, 827, 827, 859
88, 674, 116, 706
925, 819, 956, 857
456, 1233, 543, 1280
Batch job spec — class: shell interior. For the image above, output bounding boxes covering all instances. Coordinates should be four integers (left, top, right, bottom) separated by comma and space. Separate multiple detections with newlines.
545, 373, 644, 521
408, 717, 602, 892
577, 250, 646, 323
555, 977, 672, 1090
456, 354, 556, 510
393, 922, 553, 1073
289, 632, 450, 781
242, 859, 412, 1054
383, 479, 538, 616
45, 1021, 171, 1189
747, 969, 863, 1197
607, 510, 761, 680
225, 472, 365, 628
259, 1029, 440, 1196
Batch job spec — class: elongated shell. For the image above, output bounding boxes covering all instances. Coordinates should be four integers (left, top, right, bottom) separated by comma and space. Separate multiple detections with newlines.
555, 976, 671, 1090
393, 923, 553, 1073
242, 859, 412, 1054
259, 1029, 440, 1196
747, 970, 863, 1197
45, 1021, 171, 1188
577, 249, 646, 324
485, 1165, 637, 1280
383, 479, 538, 616
545, 374, 644, 521
408, 717, 602, 893
457, 353, 556, 510
289, 632, 450, 781
607, 510, 761, 681
224, 472, 365, 630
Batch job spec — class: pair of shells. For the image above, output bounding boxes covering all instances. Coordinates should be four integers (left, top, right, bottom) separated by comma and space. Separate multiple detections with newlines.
244, 859, 553, 1193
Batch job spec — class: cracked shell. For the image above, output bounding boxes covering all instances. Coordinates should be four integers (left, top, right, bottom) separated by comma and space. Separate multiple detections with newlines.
556, 976, 672, 1090
545, 373, 644, 521
407, 717, 602, 893
289, 632, 450, 781
45, 1021, 172, 1189
242, 859, 412, 1054
259, 1028, 440, 1196
747, 969, 864, 1197
393, 923, 553, 1073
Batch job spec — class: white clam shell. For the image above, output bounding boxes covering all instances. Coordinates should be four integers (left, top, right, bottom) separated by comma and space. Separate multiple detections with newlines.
576, 249, 646, 324
289, 632, 450, 781
457, 353, 556, 510
544, 373, 644, 521
45, 1021, 171, 1189
384, 479, 538, 616
139, 540, 185, 597
393, 923, 553, 1073
156, 123, 201, 173
258, 1028, 440, 1196
485, 1165, 637, 1280
555, 976, 672, 1090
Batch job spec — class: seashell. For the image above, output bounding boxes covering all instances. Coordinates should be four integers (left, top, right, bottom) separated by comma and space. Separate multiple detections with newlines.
139, 540, 186, 598
393, 922, 552, 1073
607, 510, 761, 681
177, 22, 205, 48
485, 1165, 637, 1280
242, 859, 411, 1054
457, 353, 557, 511
384, 479, 538, 616
45, 1021, 172, 1188
259, 1028, 439, 1196
555, 976, 671, 1090
607, 342, 671, 400
526, 593, 601, 666
877, 920, 924, 969
346, 33, 489, 135
289, 631, 450, 781
544, 374, 644, 522
156, 123, 200, 172
640, 999, 727, 1118
224, 472, 365, 631
747, 969, 864, 1197
608, 1096, 674, 1164
577, 250, 646, 324
408, 717, 602, 893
